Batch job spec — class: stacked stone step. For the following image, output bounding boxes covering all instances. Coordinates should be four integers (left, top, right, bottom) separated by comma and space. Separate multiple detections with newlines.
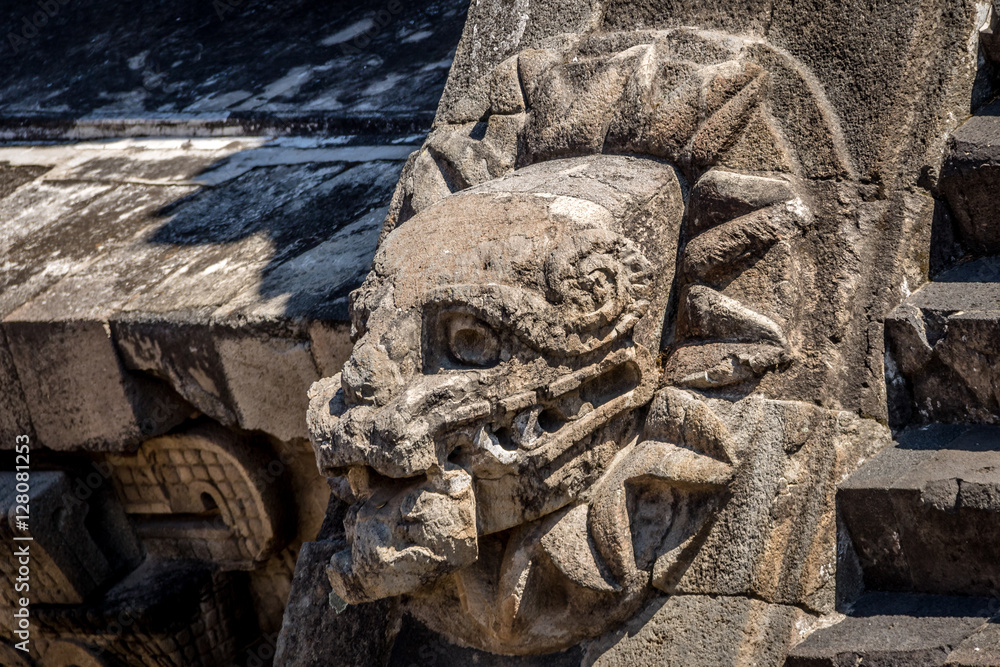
786, 105, 1000, 665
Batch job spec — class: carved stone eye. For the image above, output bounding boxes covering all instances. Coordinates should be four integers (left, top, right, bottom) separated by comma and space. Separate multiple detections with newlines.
446, 314, 500, 367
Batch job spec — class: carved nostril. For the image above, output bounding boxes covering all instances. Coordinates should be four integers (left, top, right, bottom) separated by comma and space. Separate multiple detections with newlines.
493, 426, 518, 452
537, 408, 564, 433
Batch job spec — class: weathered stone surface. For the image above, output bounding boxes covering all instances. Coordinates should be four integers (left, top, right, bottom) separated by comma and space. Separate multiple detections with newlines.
785, 592, 998, 667
442, 0, 989, 183
390, 14, 950, 423
0, 140, 405, 450
940, 109, 1000, 255
669, 397, 890, 614
0, 3, 466, 665
886, 282, 1000, 425
946, 619, 1000, 666
584, 595, 806, 667
840, 425, 1000, 598
274, 540, 398, 667
0, 0, 465, 140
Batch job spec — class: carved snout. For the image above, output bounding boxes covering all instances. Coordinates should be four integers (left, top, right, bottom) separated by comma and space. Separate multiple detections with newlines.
309, 370, 487, 479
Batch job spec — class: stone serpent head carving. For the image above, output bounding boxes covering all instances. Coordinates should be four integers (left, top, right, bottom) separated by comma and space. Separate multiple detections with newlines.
309, 155, 687, 652
308, 27, 889, 656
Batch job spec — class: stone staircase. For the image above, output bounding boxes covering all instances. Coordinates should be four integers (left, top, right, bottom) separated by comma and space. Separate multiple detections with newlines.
786, 105, 1000, 666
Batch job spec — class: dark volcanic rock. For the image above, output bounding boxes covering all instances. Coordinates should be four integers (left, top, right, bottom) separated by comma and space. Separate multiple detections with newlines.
786, 592, 998, 667
0, 0, 466, 139
839, 425, 1000, 598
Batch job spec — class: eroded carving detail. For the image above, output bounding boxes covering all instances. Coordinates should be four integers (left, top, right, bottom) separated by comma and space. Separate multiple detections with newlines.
109, 425, 287, 568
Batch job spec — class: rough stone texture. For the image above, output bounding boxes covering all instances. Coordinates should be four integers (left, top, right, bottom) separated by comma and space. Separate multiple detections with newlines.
310, 155, 685, 654
0, 139, 406, 450
0, 0, 466, 140
940, 109, 1000, 255
839, 425, 1000, 598
584, 595, 806, 667
108, 425, 289, 568
669, 397, 891, 614
4, 317, 191, 452
886, 282, 1000, 426
274, 540, 398, 667
441, 0, 992, 187
946, 620, 1000, 666
785, 592, 999, 667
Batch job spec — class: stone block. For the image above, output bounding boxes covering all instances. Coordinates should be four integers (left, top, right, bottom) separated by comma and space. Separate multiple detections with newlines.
0, 180, 196, 320
0, 471, 111, 605
214, 324, 320, 442
2, 318, 188, 452
885, 282, 1000, 425
840, 425, 1000, 597
786, 592, 997, 667
940, 108, 1000, 254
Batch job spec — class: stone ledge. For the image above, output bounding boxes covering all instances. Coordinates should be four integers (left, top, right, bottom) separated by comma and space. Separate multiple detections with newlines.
0, 139, 403, 450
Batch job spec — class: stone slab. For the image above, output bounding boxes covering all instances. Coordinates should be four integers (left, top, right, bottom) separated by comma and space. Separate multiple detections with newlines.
0, 140, 400, 450
886, 282, 1000, 425
0, 0, 466, 140
840, 426, 1000, 597
786, 592, 997, 667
